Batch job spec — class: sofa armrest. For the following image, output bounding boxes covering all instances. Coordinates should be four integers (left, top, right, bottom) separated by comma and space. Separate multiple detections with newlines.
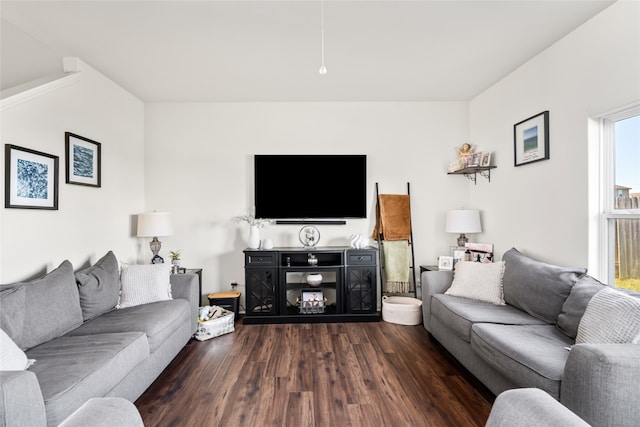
0, 370, 47, 427
486, 388, 589, 427
421, 270, 453, 332
58, 398, 143, 427
561, 343, 640, 427
170, 273, 199, 334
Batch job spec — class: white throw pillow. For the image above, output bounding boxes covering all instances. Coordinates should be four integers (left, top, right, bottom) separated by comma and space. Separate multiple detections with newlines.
117, 263, 172, 309
576, 287, 640, 344
445, 261, 506, 305
0, 328, 35, 370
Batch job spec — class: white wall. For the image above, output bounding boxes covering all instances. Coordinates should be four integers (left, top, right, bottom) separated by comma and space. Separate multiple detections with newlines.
469, 0, 640, 269
145, 102, 470, 299
0, 59, 145, 282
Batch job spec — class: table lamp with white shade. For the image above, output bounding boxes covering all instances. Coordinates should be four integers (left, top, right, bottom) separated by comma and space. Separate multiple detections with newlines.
445, 209, 482, 247
137, 212, 172, 264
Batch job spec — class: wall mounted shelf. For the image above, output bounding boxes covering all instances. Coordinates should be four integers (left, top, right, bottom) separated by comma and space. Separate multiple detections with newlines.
448, 166, 496, 185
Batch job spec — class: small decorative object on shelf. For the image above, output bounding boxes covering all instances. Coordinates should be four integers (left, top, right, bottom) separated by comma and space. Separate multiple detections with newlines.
305, 273, 323, 287
234, 208, 273, 249
298, 289, 327, 314
169, 250, 181, 273
299, 225, 320, 248
349, 234, 369, 249
307, 253, 318, 266
438, 256, 454, 270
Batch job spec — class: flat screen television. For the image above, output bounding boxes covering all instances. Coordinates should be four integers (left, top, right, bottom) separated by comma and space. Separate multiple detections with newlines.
254, 155, 367, 220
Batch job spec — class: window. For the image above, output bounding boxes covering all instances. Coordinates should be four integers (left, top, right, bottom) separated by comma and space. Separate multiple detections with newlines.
600, 106, 640, 291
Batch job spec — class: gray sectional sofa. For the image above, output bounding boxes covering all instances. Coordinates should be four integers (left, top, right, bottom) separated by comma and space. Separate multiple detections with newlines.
0, 251, 199, 426
422, 248, 640, 427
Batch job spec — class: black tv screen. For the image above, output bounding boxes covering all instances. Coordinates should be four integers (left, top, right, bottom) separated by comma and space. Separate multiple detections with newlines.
254, 155, 367, 219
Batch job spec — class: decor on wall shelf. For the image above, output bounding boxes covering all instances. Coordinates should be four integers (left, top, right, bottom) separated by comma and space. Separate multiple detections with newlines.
445, 209, 482, 247
4, 144, 59, 210
137, 212, 172, 264
65, 132, 101, 187
514, 110, 549, 166
480, 151, 492, 167
299, 225, 320, 248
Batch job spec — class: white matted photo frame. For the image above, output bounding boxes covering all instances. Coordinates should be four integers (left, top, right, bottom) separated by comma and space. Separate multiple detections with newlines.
5, 144, 59, 210
438, 256, 454, 271
65, 132, 101, 187
514, 111, 549, 167
480, 152, 492, 167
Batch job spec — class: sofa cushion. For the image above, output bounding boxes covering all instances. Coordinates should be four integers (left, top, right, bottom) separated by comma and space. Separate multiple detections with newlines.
576, 287, 640, 344
25, 332, 149, 426
431, 294, 546, 343
75, 251, 120, 321
502, 248, 586, 324
1, 261, 83, 350
118, 263, 172, 309
67, 299, 190, 353
0, 284, 26, 344
0, 328, 34, 370
556, 275, 607, 338
445, 261, 506, 305
471, 323, 574, 399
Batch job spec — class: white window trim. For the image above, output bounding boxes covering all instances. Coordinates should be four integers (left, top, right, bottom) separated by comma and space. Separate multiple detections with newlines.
595, 104, 640, 285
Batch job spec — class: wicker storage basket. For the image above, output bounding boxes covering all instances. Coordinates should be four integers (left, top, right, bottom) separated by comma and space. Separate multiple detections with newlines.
382, 296, 423, 325
195, 310, 235, 341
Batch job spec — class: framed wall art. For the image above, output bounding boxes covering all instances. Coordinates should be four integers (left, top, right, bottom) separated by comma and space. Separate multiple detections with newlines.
65, 132, 101, 187
514, 111, 549, 167
5, 144, 59, 210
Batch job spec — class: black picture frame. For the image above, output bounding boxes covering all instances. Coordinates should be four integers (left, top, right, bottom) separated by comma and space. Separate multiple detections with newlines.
5, 144, 59, 210
65, 132, 101, 187
514, 111, 549, 167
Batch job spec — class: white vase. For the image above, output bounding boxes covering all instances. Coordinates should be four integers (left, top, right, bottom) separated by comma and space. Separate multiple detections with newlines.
248, 225, 261, 249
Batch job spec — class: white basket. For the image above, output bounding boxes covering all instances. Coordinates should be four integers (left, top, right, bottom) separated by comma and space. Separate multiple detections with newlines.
382, 296, 423, 325
195, 311, 235, 341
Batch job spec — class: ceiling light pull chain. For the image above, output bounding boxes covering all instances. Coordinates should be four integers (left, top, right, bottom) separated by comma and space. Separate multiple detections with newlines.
319, 0, 327, 75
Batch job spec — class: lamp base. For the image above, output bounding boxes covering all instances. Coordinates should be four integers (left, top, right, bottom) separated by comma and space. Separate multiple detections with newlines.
150, 237, 164, 264
456, 234, 469, 247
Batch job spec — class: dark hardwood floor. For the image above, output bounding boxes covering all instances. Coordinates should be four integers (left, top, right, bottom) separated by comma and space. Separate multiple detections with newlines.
135, 320, 494, 426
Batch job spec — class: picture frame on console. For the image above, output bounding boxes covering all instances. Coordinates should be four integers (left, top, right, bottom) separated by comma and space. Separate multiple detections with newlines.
514, 111, 549, 167
65, 132, 101, 187
4, 144, 59, 210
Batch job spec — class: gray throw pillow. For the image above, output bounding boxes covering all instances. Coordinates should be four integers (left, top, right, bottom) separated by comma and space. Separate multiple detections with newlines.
3, 260, 83, 350
556, 275, 607, 338
502, 248, 586, 324
75, 251, 120, 321
0, 285, 26, 345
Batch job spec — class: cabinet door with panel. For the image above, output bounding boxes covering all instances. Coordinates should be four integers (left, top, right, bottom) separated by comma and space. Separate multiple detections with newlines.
244, 251, 277, 316
345, 250, 377, 314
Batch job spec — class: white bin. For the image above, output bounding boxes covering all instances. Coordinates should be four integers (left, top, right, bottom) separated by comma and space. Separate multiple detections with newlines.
382, 296, 423, 325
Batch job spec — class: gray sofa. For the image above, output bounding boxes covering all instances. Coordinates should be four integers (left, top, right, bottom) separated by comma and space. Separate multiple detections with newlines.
486, 388, 590, 427
0, 251, 199, 426
422, 248, 640, 427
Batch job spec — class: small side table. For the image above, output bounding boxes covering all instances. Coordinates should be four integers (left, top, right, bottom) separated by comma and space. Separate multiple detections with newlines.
419, 265, 439, 274
178, 268, 203, 305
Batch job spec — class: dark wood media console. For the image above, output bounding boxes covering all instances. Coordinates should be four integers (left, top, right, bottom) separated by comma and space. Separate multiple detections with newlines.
243, 246, 379, 324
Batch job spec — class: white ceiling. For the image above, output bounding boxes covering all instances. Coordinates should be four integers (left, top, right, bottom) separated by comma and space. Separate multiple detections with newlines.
1, 0, 616, 102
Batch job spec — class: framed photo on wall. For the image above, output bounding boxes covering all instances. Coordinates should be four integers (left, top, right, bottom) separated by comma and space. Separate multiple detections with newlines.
514, 111, 549, 167
5, 144, 59, 209
65, 132, 101, 187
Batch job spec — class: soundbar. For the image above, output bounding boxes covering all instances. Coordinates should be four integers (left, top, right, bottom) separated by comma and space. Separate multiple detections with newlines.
275, 220, 347, 225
